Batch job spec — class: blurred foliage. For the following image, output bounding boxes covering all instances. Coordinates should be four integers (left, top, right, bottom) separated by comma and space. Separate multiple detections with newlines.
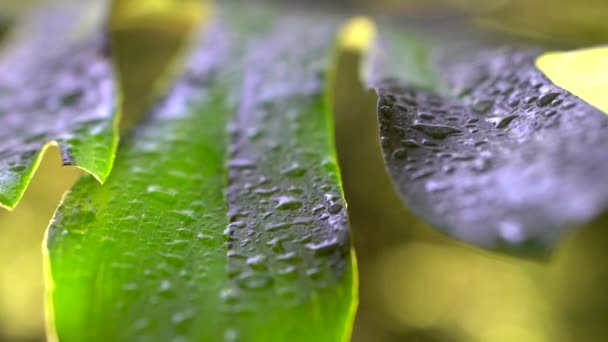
110, 0, 208, 131
1, 0, 608, 341
537, 46, 608, 114
0, 148, 80, 342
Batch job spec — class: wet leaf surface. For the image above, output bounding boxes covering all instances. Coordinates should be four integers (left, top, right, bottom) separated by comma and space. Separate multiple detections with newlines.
369, 29, 608, 254
0, 1, 119, 209
46, 6, 354, 342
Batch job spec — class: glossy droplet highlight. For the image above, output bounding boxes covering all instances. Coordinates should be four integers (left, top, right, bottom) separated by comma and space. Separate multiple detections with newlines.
275, 196, 303, 210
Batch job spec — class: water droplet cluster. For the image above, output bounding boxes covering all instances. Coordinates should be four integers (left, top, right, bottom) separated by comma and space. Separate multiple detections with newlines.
376, 47, 608, 249
47, 22, 235, 340
224, 18, 350, 323
0, 6, 116, 206
47, 15, 353, 341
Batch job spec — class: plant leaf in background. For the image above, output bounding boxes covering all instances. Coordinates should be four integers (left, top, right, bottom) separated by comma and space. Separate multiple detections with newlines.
358, 18, 608, 255
46, 4, 355, 342
537, 46, 608, 115
0, 0, 119, 210
110, 0, 208, 131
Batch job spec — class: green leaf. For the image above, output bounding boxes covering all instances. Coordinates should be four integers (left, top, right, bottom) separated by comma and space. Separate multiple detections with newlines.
365, 22, 608, 255
0, 1, 119, 209
45, 7, 355, 342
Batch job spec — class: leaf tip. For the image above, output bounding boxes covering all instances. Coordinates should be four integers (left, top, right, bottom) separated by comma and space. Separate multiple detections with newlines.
0, 198, 17, 211
110, 0, 211, 30
536, 46, 608, 115
339, 16, 376, 53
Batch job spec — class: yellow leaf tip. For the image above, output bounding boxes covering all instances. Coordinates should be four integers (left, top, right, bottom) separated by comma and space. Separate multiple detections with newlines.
537, 46, 608, 115
339, 16, 376, 52
111, 0, 211, 29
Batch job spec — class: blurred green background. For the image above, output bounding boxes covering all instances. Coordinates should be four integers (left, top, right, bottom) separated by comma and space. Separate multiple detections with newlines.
1, 0, 608, 341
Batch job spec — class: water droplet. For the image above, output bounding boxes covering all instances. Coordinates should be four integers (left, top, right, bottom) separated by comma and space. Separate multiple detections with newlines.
418, 112, 435, 120
278, 265, 298, 278
486, 115, 518, 129
298, 234, 313, 243
172, 311, 195, 333
238, 272, 273, 290
538, 92, 559, 107
452, 153, 475, 161
471, 99, 493, 113
305, 237, 341, 255
312, 205, 325, 214
265, 221, 292, 231
425, 181, 451, 193
288, 186, 304, 194
246, 255, 267, 270
392, 148, 407, 160
524, 95, 537, 104
421, 139, 438, 147
227, 250, 247, 259
401, 139, 420, 148
306, 267, 323, 280
275, 196, 303, 210
254, 187, 279, 196
220, 287, 240, 303
196, 232, 214, 242
324, 193, 338, 201
562, 101, 576, 109
257, 177, 271, 185
158, 280, 173, 294
230, 159, 256, 169
166, 239, 189, 249
266, 236, 285, 252
281, 163, 306, 177
168, 210, 197, 224
328, 203, 343, 214
246, 126, 263, 140
471, 157, 492, 173
224, 328, 240, 342
412, 123, 462, 140
277, 251, 300, 262
293, 216, 314, 225
146, 185, 177, 204
498, 220, 525, 243
228, 221, 247, 230
176, 228, 193, 238
411, 168, 435, 180
544, 110, 558, 117
379, 105, 393, 118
